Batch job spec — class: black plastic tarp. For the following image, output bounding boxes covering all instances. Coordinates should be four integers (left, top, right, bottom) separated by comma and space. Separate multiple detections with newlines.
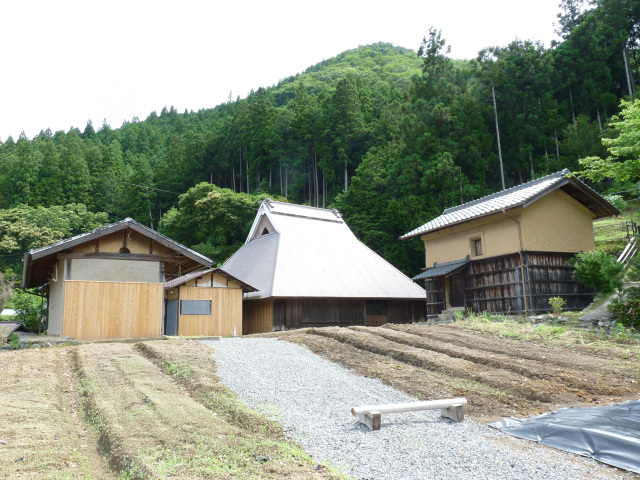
489, 400, 640, 473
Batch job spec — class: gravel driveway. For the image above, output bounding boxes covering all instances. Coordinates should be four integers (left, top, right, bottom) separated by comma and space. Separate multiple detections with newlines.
204, 337, 626, 480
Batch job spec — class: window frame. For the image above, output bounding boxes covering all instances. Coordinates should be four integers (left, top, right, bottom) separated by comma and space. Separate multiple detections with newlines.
467, 233, 485, 258
180, 299, 212, 315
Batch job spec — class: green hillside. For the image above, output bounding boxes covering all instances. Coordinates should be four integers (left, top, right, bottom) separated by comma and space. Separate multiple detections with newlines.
1, 0, 639, 277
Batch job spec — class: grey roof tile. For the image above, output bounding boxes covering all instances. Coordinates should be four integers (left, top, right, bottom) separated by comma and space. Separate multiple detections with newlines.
402, 170, 602, 239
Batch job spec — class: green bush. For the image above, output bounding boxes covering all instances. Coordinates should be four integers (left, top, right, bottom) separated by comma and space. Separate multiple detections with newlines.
609, 299, 640, 329
13, 291, 45, 332
570, 250, 624, 294
8, 332, 19, 348
603, 194, 626, 212
548, 297, 566, 316
595, 238, 628, 256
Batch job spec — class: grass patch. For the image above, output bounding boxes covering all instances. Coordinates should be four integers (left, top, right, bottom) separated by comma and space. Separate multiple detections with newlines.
135, 340, 285, 439
0, 348, 112, 479
454, 312, 640, 357
71, 340, 342, 479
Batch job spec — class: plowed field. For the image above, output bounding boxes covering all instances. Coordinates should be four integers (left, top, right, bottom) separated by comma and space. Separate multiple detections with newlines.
264, 324, 640, 422
0, 340, 340, 480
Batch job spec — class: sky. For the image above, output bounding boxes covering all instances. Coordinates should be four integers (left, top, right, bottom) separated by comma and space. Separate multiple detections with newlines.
1, 0, 562, 142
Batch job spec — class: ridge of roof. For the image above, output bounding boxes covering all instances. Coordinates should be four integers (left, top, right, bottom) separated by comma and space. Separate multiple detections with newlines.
401, 169, 616, 240
264, 199, 343, 222
163, 267, 257, 292
27, 217, 211, 265
443, 169, 569, 214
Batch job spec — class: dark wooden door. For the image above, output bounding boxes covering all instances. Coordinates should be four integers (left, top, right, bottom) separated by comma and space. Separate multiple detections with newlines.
425, 278, 445, 318
449, 273, 465, 307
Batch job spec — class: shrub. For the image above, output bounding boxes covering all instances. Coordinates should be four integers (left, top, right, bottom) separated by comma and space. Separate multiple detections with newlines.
570, 250, 624, 294
548, 297, 566, 316
603, 194, 626, 212
609, 299, 640, 329
8, 332, 19, 349
13, 291, 45, 332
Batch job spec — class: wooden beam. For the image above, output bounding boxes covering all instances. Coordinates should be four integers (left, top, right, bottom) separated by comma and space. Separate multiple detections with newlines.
57, 252, 190, 263
352, 398, 467, 430
352, 398, 467, 416
358, 411, 381, 430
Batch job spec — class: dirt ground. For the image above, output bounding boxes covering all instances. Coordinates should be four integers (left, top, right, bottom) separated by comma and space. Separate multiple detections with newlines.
1, 324, 639, 479
0, 341, 341, 480
262, 324, 640, 423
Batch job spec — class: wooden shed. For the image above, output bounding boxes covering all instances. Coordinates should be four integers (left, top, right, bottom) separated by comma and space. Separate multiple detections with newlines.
402, 170, 619, 318
164, 268, 257, 337
223, 200, 426, 334
21, 218, 212, 340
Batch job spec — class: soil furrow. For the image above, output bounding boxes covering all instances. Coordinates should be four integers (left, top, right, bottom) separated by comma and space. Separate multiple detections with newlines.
386, 324, 638, 376
274, 330, 539, 422
308, 327, 580, 404
359, 326, 632, 398
0, 348, 114, 480
72, 341, 336, 480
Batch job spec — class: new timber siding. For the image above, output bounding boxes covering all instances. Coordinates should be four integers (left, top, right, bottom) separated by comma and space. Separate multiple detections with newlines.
176, 286, 243, 337
424, 252, 595, 318
63, 281, 163, 340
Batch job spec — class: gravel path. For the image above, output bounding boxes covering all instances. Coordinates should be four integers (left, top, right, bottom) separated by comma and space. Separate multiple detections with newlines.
204, 337, 624, 480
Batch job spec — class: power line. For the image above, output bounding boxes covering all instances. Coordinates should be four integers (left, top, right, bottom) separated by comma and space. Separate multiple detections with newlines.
122, 182, 183, 196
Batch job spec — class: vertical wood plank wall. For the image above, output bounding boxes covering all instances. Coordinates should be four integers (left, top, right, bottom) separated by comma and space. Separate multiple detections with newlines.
465, 252, 595, 314
63, 281, 163, 340
286, 298, 366, 327
365, 315, 387, 326
243, 300, 273, 334
177, 286, 243, 337
387, 300, 426, 323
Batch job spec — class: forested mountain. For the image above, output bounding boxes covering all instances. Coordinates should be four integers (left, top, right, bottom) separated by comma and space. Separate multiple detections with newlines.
1, 0, 639, 276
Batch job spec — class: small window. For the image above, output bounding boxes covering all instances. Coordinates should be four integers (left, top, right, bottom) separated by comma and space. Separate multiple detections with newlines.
180, 300, 211, 315
470, 237, 483, 257
366, 300, 388, 316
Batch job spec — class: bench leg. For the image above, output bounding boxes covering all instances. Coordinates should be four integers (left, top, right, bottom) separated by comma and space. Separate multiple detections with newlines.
440, 404, 464, 422
358, 410, 381, 430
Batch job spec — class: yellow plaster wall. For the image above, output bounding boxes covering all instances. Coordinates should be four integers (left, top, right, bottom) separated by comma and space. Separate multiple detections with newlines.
520, 190, 595, 253
422, 212, 521, 266
422, 190, 597, 267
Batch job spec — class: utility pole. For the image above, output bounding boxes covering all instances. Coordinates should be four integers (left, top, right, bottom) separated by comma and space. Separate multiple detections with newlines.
492, 86, 506, 190
623, 47, 636, 100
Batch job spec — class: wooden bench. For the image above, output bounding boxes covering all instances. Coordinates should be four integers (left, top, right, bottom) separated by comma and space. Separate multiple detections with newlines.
351, 397, 467, 430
